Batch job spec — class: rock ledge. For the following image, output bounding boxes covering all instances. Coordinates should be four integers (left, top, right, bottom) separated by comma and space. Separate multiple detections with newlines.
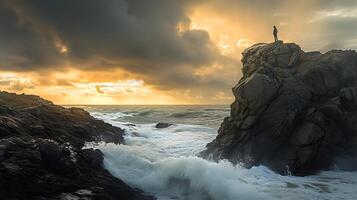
0, 91, 154, 199
201, 41, 357, 176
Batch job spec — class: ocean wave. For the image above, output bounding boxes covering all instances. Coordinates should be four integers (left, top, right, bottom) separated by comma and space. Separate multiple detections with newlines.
87, 142, 357, 200
86, 106, 357, 200
89, 142, 270, 200
203, 108, 230, 112
87, 105, 230, 127
169, 111, 205, 118
137, 110, 156, 116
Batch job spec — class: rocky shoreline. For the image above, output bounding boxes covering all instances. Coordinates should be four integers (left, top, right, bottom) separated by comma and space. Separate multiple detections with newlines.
201, 41, 357, 176
0, 92, 154, 199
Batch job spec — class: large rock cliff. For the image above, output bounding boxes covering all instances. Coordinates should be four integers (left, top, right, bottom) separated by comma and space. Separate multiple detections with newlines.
0, 92, 153, 199
201, 41, 357, 176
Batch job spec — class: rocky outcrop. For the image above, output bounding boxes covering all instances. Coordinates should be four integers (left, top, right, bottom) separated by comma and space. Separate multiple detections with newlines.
155, 122, 173, 128
0, 92, 153, 199
201, 41, 357, 176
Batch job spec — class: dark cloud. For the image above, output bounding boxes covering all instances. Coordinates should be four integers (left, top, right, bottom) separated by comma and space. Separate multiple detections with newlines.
0, 0, 232, 94
2, 0, 219, 68
0, 1, 61, 70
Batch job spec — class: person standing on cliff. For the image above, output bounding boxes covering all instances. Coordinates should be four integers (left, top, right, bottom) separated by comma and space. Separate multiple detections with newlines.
273, 26, 278, 42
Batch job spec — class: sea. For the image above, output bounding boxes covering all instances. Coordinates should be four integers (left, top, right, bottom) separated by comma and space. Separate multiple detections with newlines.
79, 105, 357, 200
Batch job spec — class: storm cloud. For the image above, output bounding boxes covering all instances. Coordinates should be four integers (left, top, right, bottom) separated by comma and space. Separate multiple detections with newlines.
0, 0, 230, 89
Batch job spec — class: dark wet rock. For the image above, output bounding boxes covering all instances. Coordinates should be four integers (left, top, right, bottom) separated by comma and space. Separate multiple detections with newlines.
201, 41, 357, 176
132, 132, 148, 138
155, 122, 173, 128
0, 137, 153, 200
0, 92, 124, 148
0, 92, 154, 199
124, 123, 137, 127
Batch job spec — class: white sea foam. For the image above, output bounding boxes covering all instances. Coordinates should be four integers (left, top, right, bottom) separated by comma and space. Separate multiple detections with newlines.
86, 107, 357, 200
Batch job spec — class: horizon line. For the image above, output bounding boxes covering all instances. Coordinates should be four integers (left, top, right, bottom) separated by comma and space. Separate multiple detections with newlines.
61, 104, 230, 106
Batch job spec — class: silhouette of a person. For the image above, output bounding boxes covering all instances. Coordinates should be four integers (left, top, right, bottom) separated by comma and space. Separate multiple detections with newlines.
273, 26, 278, 42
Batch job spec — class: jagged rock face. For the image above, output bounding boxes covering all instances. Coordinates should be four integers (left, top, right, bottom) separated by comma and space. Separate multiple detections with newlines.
0, 92, 124, 148
0, 92, 154, 199
201, 41, 357, 176
0, 137, 153, 200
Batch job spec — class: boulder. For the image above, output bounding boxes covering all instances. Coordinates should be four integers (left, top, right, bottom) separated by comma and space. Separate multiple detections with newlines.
155, 122, 173, 128
201, 41, 357, 176
0, 92, 154, 199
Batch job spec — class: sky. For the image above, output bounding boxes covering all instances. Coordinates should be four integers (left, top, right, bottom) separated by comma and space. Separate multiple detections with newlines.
1, 0, 357, 105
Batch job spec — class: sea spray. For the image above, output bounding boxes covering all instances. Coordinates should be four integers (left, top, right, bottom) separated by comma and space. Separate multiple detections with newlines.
86, 141, 357, 200
85, 105, 357, 200
88, 142, 272, 200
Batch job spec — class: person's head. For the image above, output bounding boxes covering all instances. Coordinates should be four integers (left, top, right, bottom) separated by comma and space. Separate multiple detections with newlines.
274, 26, 276, 29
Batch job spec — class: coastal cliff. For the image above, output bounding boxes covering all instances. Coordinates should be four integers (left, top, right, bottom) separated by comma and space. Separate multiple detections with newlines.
0, 92, 153, 199
201, 41, 357, 176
